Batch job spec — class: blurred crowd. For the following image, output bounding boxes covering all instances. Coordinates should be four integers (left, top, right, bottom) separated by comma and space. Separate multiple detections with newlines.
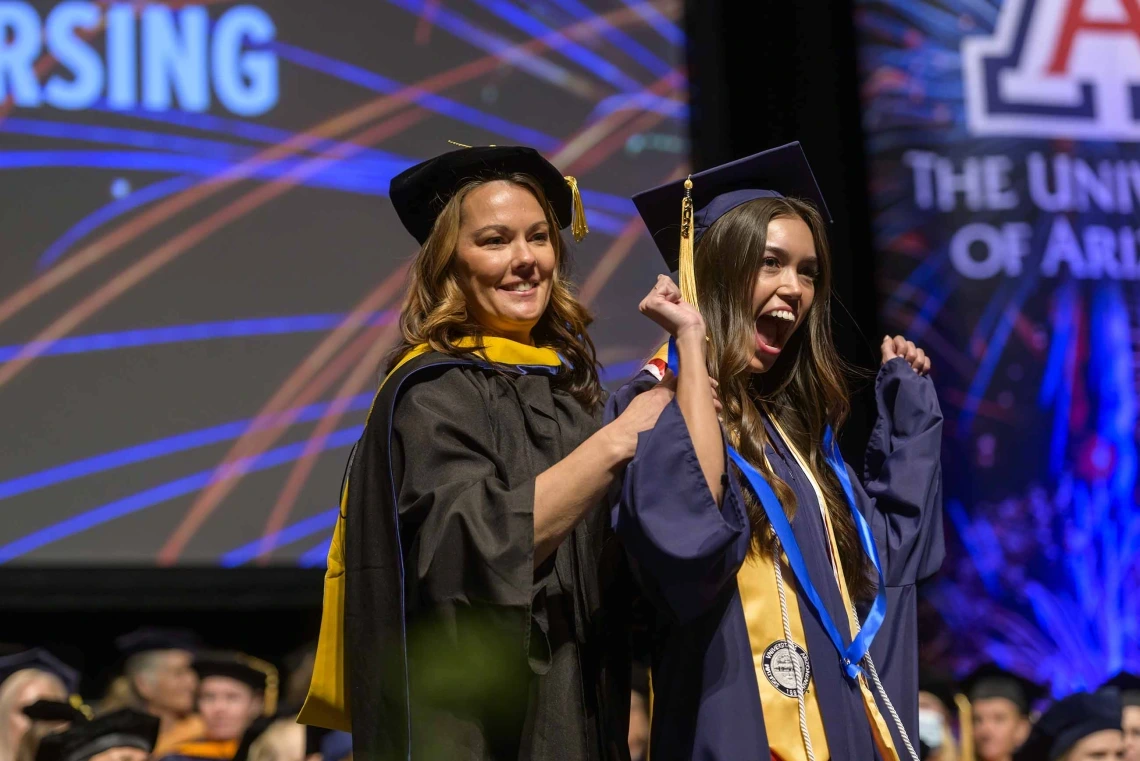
1, 628, 1136, 761
919, 665, 1139, 761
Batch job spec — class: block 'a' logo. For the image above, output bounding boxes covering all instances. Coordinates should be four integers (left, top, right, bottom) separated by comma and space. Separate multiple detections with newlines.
962, 0, 1140, 140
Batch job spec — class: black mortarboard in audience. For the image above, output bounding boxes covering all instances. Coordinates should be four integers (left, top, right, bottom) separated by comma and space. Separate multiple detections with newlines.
961, 663, 1047, 716
1013, 691, 1121, 761
0, 649, 80, 694
35, 709, 158, 761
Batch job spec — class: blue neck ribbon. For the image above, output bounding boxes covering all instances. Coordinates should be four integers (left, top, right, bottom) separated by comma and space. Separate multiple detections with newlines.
667, 338, 887, 679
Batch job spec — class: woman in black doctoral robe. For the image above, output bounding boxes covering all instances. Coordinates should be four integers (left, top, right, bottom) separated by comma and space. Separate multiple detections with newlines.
298, 146, 672, 761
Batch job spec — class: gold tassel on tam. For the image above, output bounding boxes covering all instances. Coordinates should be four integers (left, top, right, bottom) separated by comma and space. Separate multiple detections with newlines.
678, 175, 699, 305
564, 175, 589, 242
955, 692, 975, 761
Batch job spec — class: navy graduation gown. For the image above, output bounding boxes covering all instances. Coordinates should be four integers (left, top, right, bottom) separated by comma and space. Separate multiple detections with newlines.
607, 357, 944, 761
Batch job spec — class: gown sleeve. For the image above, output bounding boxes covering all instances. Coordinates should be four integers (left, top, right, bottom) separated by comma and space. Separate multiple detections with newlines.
391, 367, 551, 673
855, 357, 945, 587
606, 371, 752, 624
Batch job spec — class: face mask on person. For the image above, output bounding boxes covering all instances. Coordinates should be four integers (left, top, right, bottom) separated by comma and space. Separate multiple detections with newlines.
919, 708, 946, 750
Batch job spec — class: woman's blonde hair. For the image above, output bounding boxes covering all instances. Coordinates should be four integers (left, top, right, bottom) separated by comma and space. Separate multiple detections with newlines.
387, 173, 603, 409
694, 197, 875, 601
0, 671, 68, 761
248, 719, 305, 761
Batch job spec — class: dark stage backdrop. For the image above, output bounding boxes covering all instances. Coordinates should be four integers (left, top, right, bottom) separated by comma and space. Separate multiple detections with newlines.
856, 0, 1140, 692
0, 0, 688, 567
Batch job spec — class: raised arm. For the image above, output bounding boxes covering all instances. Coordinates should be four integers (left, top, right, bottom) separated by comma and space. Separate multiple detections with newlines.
859, 335, 945, 586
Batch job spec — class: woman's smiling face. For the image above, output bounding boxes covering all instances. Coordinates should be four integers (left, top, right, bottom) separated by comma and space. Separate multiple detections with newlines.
452, 180, 557, 345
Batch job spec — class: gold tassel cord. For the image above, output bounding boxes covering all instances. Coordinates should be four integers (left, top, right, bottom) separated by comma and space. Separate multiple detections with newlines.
237, 654, 280, 717
69, 694, 93, 720
955, 693, 974, 761
564, 175, 589, 243
678, 175, 699, 307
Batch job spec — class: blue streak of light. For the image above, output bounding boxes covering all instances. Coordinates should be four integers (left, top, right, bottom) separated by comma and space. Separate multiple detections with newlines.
470, 0, 642, 92
579, 190, 636, 216
37, 176, 196, 270
958, 271, 1038, 432
1040, 282, 1078, 474
0, 151, 394, 195
387, 0, 577, 89
617, 0, 683, 45
271, 42, 559, 152
220, 508, 338, 567
0, 428, 361, 563
87, 102, 388, 160
0, 313, 392, 361
591, 91, 687, 121
0, 395, 374, 502
1, 118, 254, 161
299, 535, 334, 568
545, 0, 673, 76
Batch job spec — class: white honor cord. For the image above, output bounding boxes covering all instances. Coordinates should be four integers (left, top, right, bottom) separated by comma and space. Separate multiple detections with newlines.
773, 545, 817, 761
850, 605, 921, 761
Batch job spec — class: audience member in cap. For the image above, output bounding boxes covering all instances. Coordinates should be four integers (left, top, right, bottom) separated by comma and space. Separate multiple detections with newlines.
158, 652, 275, 761
1014, 691, 1123, 761
35, 709, 158, 761
0, 651, 79, 761
302, 145, 664, 760
1100, 673, 1140, 761
613, 143, 943, 760
100, 629, 202, 757
15, 702, 85, 761
963, 664, 1047, 761
920, 669, 962, 761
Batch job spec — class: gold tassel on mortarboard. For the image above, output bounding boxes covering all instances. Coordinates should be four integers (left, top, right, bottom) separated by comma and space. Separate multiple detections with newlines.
236, 654, 279, 716
68, 694, 93, 721
563, 176, 588, 243
955, 692, 975, 761
678, 175, 699, 306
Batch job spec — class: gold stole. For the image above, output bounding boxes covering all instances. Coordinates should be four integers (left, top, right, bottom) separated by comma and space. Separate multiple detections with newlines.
737, 551, 831, 761
765, 418, 900, 761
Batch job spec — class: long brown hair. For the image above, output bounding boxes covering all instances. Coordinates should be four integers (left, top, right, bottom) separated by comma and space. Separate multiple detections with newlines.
388, 173, 603, 410
694, 197, 875, 601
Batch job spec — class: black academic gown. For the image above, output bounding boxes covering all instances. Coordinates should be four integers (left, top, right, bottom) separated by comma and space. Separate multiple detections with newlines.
330, 340, 632, 761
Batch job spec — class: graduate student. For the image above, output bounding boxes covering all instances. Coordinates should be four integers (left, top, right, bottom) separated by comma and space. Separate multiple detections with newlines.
964, 664, 1048, 761
300, 145, 674, 760
33, 708, 158, 761
159, 652, 276, 761
99, 628, 202, 757
1099, 673, 1140, 761
0, 651, 78, 761
1014, 691, 1123, 761
609, 142, 945, 761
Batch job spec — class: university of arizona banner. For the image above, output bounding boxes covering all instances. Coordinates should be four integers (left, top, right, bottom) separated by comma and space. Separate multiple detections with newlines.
856, 0, 1140, 691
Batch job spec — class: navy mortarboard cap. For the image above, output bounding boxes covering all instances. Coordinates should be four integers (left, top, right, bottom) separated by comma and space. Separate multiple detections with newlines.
1013, 691, 1122, 761
389, 145, 587, 245
1099, 672, 1140, 708
193, 651, 278, 716
36, 709, 158, 761
0, 649, 80, 695
114, 627, 201, 659
961, 663, 1047, 716
631, 142, 830, 278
